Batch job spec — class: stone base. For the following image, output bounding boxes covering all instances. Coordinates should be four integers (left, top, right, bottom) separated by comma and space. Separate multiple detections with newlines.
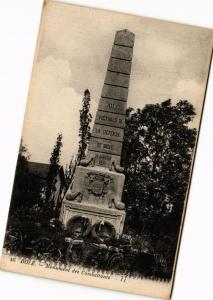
60, 200, 126, 238
65, 166, 125, 207
60, 165, 126, 239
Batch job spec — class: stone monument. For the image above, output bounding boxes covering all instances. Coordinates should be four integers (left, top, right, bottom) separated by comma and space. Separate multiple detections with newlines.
60, 29, 135, 240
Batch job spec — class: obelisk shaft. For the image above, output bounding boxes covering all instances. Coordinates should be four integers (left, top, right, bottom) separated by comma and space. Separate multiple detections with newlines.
87, 29, 135, 168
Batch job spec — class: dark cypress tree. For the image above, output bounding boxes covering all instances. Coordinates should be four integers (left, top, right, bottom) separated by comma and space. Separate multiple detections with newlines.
50, 133, 63, 167
65, 155, 77, 190
77, 89, 92, 163
46, 133, 63, 203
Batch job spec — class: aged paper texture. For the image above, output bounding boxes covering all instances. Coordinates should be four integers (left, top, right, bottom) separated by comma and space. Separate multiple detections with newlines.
1, 1, 212, 299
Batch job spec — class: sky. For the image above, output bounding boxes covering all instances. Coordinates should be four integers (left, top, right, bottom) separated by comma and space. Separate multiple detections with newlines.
22, 1, 213, 166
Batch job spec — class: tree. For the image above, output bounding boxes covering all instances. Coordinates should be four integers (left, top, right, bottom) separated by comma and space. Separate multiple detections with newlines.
9, 139, 30, 214
121, 100, 197, 275
77, 89, 92, 163
9, 140, 43, 222
46, 133, 63, 202
65, 155, 77, 189
50, 133, 63, 167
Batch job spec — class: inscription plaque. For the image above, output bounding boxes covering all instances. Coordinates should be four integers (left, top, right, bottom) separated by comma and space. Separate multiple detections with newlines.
92, 124, 124, 142
95, 111, 125, 128
88, 137, 123, 155
98, 98, 127, 115
91, 151, 121, 168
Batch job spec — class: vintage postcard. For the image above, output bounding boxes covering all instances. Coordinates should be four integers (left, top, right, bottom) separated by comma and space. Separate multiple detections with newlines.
1, 1, 212, 299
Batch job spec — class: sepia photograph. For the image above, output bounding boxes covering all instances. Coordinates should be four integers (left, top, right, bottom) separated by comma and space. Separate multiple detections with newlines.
0, 1, 212, 299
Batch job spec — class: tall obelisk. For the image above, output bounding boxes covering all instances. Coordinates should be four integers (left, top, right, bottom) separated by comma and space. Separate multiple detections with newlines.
87, 29, 135, 168
60, 30, 135, 239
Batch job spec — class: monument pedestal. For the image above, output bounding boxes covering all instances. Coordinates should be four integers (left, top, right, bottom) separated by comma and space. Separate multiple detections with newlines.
60, 166, 126, 238
60, 199, 126, 238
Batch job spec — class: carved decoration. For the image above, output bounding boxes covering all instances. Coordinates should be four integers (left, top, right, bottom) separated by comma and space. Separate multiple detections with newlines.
66, 191, 82, 202
91, 221, 116, 242
112, 198, 125, 210
86, 172, 112, 197
79, 157, 94, 167
109, 161, 124, 173
107, 195, 125, 210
